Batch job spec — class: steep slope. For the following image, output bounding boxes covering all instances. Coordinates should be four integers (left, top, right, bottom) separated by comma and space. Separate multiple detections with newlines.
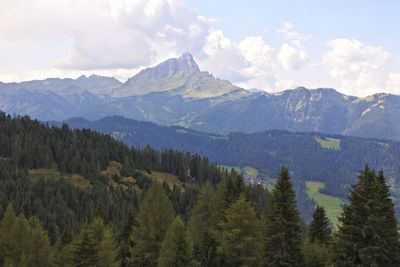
113, 53, 242, 98
187, 88, 356, 134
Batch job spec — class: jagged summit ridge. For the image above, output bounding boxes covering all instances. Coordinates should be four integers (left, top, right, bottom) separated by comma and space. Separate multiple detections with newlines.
113, 53, 241, 98
130, 52, 200, 80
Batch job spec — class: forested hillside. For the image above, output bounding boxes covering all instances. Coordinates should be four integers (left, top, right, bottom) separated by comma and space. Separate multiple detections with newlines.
0, 111, 251, 242
1, 112, 400, 266
61, 115, 400, 201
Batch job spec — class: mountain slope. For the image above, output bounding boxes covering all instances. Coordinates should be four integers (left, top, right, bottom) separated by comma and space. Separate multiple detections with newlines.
60, 115, 400, 202
113, 53, 242, 98
2, 54, 400, 140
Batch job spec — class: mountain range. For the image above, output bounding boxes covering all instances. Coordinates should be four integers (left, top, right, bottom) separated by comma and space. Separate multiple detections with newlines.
1, 53, 400, 141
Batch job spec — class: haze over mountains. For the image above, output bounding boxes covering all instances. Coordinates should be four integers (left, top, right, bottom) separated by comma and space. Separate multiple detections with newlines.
1, 53, 400, 140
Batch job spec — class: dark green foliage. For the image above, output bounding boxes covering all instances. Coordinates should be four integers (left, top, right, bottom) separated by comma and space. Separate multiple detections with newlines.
334, 166, 400, 267
309, 205, 331, 244
0, 204, 53, 267
3, 111, 400, 267
158, 217, 192, 267
218, 195, 263, 267
188, 182, 218, 267
130, 183, 175, 266
244, 183, 272, 218
264, 167, 304, 266
66, 114, 400, 203
302, 241, 332, 267
0, 112, 231, 243
72, 230, 99, 267
70, 217, 119, 267
118, 212, 135, 267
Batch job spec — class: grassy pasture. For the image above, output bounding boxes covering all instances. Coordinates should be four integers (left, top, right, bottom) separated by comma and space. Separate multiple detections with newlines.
146, 171, 183, 189
315, 137, 341, 150
28, 169, 90, 189
306, 181, 344, 227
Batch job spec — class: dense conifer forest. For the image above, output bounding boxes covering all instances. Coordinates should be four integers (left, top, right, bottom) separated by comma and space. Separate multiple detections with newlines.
0, 112, 400, 266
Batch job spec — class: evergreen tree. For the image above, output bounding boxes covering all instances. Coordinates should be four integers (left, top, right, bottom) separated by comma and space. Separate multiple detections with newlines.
72, 217, 119, 267
212, 171, 244, 227
302, 240, 332, 267
0, 205, 53, 267
27, 217, 54, 267
118, 212, 135, 267
130, 183, 175, 266
72, 229, 98, 267
0, 204, 17, 264
91, 218, 120, 267
158, 216, 192, 267
264, 167, 304, 267
218, 195, 263, 267
188, 182, 218, 267
308, 205, 331, 244
334, 166, 400, 266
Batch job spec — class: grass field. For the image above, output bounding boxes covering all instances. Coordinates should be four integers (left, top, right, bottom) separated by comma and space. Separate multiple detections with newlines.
28, 169, 90, 188
146, 171, 183, 189
242, 166, 259, 176
28, 169, 64, 181
315, 137, 341, 150
306, 181, 344, 227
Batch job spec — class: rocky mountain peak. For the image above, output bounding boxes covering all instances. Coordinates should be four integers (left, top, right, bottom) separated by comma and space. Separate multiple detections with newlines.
177, 52, 199, 72
152, 52, 200, 76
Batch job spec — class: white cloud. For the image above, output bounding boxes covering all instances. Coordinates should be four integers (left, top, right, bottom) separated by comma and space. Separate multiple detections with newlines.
200, 31, 276, 89
278, 22, 307, 43
387, 73, 400, 93
0, 0, 209, 71
2, 2, 400, 97
277, 43, 309, 71
200, 30, 245, 81
323, 38, 392, 96
277, 22, 309, 71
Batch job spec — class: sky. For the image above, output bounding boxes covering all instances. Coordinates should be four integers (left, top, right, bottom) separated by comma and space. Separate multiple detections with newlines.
1, 0, 400, 96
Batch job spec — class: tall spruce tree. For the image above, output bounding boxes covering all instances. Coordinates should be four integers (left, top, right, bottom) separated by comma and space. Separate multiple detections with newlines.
118, 212, 135, 267
218, 195, 263, 267
72, 217, 119, 267
0, 205, 53, 267
158, 216, 192, 267
130, 182, 175, 266
308, 205, 331, 244
188, 182, 218, 267
334, 166, 400, 267
304, 205, 332, 267
72, 230, 99, 267
264, 167, 304, 267
91, 218, 120, 267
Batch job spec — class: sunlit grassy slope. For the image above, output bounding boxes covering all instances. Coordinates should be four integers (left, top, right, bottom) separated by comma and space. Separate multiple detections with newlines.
306, 181, 344, 227
315, 137, 341, 150
28, 169, 90, 188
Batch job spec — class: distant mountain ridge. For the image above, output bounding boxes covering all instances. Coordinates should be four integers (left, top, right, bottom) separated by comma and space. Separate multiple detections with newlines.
1, 53, 400, 140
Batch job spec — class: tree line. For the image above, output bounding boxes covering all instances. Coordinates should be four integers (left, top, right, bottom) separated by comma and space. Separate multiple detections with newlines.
0, 112, 399, 266
1, 166, 399, 266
